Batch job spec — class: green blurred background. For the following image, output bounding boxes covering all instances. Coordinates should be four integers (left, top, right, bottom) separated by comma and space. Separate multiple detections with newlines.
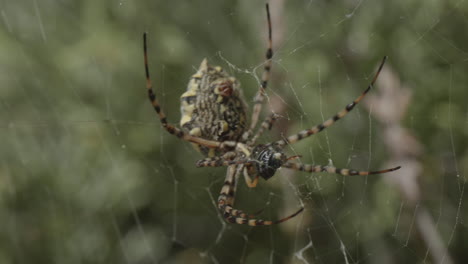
2, 0, 468, 263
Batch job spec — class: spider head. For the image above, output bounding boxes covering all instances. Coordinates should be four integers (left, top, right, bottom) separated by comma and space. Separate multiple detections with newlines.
251, 144, 287, 180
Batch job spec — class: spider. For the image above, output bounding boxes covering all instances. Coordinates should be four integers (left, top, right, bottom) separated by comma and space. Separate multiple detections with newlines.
143, 4, 401, 226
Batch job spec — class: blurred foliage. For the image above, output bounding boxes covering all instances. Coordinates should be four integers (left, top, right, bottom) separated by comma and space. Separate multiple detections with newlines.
1, 0, 468, 263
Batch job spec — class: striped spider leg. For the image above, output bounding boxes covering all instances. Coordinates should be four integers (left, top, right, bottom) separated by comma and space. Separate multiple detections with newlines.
217, 164, 304, 226
242, 3, 274, 141
273, 56, 388, 148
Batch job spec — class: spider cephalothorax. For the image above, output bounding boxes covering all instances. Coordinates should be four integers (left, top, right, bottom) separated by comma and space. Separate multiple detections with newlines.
249, 144, 287, 180
180, 59, 247, 157
143, 4, 400, 226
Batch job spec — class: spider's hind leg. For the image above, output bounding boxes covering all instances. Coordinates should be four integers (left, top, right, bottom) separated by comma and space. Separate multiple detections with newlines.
218, 165, 304, 226
144, 33, 241, 151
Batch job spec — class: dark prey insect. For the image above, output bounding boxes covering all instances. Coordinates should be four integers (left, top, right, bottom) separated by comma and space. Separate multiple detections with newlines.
143, 4, 401, 226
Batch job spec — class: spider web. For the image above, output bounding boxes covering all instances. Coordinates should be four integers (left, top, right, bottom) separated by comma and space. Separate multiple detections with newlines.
1, 0, 467, 263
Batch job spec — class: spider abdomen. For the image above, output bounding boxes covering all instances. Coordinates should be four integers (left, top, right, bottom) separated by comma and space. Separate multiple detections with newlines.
180, 59, 247, 156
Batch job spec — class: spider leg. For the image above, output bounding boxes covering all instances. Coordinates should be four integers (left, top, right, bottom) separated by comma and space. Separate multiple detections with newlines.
144, 33, 253, 155
244, 3, 273, 141
248, 112, 279, 145
144, 33, 220, 148
218, 165, 304, 226
274, 56, 387, 148
198, 157, 261, 188
282, 162, 401, 176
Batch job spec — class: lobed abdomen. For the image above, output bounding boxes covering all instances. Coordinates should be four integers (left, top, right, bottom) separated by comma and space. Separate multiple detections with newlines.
180, 59, 247, 157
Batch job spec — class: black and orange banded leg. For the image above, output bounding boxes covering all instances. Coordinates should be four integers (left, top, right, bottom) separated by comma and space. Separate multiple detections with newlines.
282, 162, 401, 176
274, 56, 387, 148
246, 3, 273, 138
218, 165, 304, 226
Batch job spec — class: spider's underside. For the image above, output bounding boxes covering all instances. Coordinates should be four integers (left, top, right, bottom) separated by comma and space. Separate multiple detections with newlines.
143, 4, 401, 226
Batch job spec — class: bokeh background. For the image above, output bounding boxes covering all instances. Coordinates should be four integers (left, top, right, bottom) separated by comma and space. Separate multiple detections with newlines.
2, 0, 467, 263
